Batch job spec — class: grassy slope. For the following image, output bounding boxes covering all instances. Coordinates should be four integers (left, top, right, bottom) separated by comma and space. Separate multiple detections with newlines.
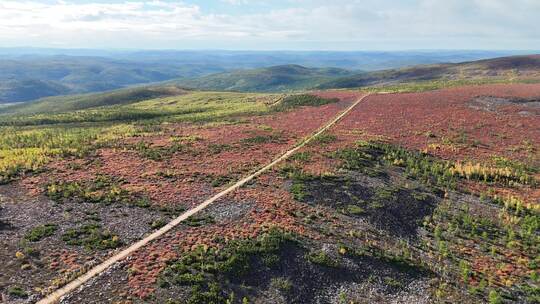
2, 52, 536, 103
175, 64, 355, 92
0, 91, 339, 184
4, 55, 539, 117
355, 78, 540, 94
0, 91, 276, 126
167, 55, 540, 93
0, 91, 280, 183
318, 55, 540, 89
0, 85, 191, 115
0, 65, 349, 115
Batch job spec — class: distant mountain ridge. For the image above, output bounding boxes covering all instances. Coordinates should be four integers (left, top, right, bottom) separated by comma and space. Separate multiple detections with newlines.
317, 55, 540, 89
175, 65, 355, 92
1, 54, 539, 115
1, 50, 534, 104
0, 56, 224, 103
0, 79, 71, 103
176, 55, 540, 92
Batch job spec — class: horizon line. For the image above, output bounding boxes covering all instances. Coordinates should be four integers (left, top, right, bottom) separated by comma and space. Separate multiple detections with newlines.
1, 47, 539, 53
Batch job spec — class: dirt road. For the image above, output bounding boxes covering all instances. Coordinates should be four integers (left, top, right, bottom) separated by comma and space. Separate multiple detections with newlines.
36, 93, 371, 304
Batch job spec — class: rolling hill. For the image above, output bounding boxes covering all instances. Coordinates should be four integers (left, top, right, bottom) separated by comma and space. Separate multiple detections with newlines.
317, 55, 540, 89
1, 50, 533, 104
0, 56, 224, 103
0, 85, 190, 115
2, 48, 527, 71
3, 55, 539, 116
0, 79, 72, 103
175, 65, 355, 92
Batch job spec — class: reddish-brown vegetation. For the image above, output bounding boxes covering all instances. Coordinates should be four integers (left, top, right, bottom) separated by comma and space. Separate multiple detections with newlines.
334, 84, 540, 204
20, 96, 356, 208
3, 85, 537, 303
74, 86, 540, 303
338, 84, 539, 162
126, 174, 314, 298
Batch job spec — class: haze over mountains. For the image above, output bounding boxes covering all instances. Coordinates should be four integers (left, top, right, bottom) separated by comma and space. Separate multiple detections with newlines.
1, 49, 536, 104
0, 56, 224, 103
318, 54, 540, 89
175, 65, 354, 93
2, 54, 539, 117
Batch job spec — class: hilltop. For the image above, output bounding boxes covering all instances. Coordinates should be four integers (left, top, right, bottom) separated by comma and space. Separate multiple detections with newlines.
0, 85, 190, 115
0, 56, 223, 103
0, 50, 530, 104
171, 55, 540, 92
318, 55, 540, 89
4, 55, 540, 117
175, 65, 355, 92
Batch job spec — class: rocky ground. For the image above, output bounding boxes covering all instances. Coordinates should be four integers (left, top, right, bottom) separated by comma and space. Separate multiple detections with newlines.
1, 84, 539, 303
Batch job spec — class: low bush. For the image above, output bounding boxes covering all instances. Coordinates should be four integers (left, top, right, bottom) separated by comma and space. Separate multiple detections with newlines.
270, 277, 293, 292
184, 215, 215, 227
342, 204, 366, 216
305, 250, 340, 268
62, 223, 121, 250
25, 224, 58, 242
7, 286, 28, 298
159, 229, 293, 304
272, 94, 338, 111
241, 133, 283, 145
133, 141, 188, 161
334, 141, 457, 189
451, 162, 536, 186
46, 175, 153, 208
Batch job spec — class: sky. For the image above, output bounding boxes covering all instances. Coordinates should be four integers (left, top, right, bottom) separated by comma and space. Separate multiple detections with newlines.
0, 0, 539, 50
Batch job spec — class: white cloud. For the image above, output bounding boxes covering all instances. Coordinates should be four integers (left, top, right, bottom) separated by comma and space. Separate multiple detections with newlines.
220, 0, 250, 5
0, 0, 537, 49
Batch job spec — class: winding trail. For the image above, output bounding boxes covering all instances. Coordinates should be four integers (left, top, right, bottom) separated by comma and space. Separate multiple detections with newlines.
37, 93, 371, 304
